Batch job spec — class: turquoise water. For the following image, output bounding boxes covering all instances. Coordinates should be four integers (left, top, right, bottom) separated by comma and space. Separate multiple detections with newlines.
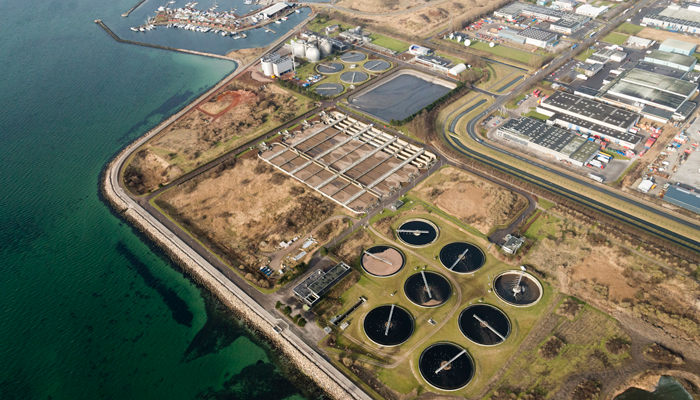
0, 0, 322, 398
615, 376, 694, 400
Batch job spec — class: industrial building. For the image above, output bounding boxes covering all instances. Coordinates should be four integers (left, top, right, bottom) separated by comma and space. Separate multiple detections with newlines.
642, 6, 700, 35
258, 2, 289, 19
292, 262, 352, 306
515, 27, 558, 48
539, 91, 642, 148
577, 62, 603, 77
626, 36, 654, 48
415, 55, 452, 71
551, 0, 575, 11
600, 67, 698, 121
644, 50, 697, 72
448, 63, 467, 77
576, 4, 609, 18
497, 117, 600, 166
659, 38, 697, 56
494, 2, 590, 34
260, 53, 294, 76
498, 29, 526, 45
338, 26, 372, 43
585, 48, 627, 65
408, 44, 432, 56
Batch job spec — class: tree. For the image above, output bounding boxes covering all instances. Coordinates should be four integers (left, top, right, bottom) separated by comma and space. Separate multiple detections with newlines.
283, 305, 292, 315
275, 301, 282, 309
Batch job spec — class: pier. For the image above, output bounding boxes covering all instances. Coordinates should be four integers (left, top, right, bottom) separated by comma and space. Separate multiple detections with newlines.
122, 0, 147, 17
95, 20, 235, 61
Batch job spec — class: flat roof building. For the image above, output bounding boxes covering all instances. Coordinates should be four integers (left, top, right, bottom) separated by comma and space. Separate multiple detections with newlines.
576, 4, 608, 17
498, 29, 526, 45
516, 27, 558, 48
415, 55, 452, 71
644, 50, 697, 72
586, 49, 627, 64
292, 262, 352, 306
540, 91, 640, 132
493, 2, 590, 34
643, 6, 700, 36
408, 44, 431, 56
497, 117, 599, 166
659, 38, 698, 56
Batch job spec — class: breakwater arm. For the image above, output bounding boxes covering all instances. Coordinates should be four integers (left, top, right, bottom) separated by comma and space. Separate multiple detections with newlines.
121, 0, 146, 17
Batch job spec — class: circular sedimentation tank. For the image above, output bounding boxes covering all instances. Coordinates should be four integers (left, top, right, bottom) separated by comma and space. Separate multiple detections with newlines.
363, 305, 414, 346
361, 245, 405, 277
493, 270, 543, 307
458, 304, 511, 346
396, 219, 438, 247
439, 242, 485, 274
404, 271, 452, 308
364, 60, 391, 72
340, 71, 368, 84
317, 62, 344, 74
340, 51, 367, 63
314, 83, 344, 97
419, 343, 475, 391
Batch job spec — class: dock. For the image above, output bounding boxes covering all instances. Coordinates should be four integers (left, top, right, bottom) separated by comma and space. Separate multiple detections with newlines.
122, 0, 147, 17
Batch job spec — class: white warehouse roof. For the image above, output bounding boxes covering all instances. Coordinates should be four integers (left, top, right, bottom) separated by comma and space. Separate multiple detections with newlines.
448, 63, 467, 75
262, 2, 289, 17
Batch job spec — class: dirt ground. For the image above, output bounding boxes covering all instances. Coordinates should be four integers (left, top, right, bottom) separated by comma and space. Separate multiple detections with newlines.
226, 46, 266, 65
123, 72, 311, 194
525, 213, 700, 345
636, 28, 700, 46
155, 157, 337, 268
412, 166, 528, 234
326, 0, 509, 39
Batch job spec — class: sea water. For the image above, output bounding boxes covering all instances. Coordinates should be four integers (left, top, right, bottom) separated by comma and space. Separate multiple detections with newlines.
615, 376, 693, 400
0, 0, 324, 398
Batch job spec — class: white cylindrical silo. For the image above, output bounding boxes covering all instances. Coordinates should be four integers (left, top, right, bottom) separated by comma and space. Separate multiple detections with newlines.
306, 45, 320, 62
261, 58, 274, 76
319, 39, 332, 56
293, 39, 306, 58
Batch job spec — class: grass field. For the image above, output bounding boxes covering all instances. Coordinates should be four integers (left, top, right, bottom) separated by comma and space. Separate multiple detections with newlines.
469, 41, 539, 66
614, 22, 644, 36
523, 110, 551, 121
306, 17, 352, 36
368, 33, 410, 52
575, 46, 596, 62
601, 32, 629, 46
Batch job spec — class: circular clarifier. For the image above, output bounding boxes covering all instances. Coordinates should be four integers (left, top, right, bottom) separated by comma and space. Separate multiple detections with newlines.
317, 62, 344, 74
439, 242, 485, 274
396, 219, 438, 247
363, 305, 414, 346
361, 245, 405, 277
340, 71, 368, 84
314, 83, 344, 97
404, 271, 452, 308
493, 271, 543, 307
419, 343, 475, 391
458, 304, 511, 346
364, 60, 391, 72
341, 51, 367, 63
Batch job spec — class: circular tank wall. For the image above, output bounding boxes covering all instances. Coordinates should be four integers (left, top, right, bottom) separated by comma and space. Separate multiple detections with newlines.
396, 219, 439, 247
458, 304, 511, 346
493, 271, 543, 307
419, 343, 474, 391
439, 242, 485, 274
404, 271, 452, 307
361, 245, 405, 277
363, 305, 414, 346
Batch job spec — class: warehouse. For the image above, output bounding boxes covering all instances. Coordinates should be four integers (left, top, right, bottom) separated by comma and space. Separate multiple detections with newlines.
576, 4, 608, 18
659, 38, 697, 56
626, 36, 654, 48
493, 2, 590, 34
644, 50, 697, 72
540, 91, 640, 133
259, 2, 289, 18
547, 112, 642, 148
415, 55, 452, 71
577, 62, 603, 77
601, 68, 698, 118
498, 29, 526, 45
409, 44, 432, 56
642, 6, 700, 35
551, 0, 575, 11
585, 49, 627, 65
497, 117, 600, 166
515, 27, 558, 48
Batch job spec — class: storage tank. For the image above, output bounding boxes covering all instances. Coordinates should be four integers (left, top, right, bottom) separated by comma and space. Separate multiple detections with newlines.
261, 58, 274, 76
293, 39, 306, 58
489, 42, 495, 48
306, 45, 321, 62
319, 39, 332, 56
464, 39, 471, 46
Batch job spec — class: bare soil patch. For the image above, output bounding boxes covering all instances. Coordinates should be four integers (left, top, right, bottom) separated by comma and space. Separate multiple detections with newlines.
557, 298, 583, 321
413, 167, 527, 234
636, 28, 700, 46
644, 343, 684, 364
124, 72, 312, 194
226, 46, 266, 65
155, 157, 337, 282
571, 380, 601, 400
332, 229, 372, 265
605, 337, 631, 356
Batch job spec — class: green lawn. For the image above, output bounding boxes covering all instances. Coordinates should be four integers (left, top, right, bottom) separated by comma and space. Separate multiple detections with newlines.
368, 33, 410, 52
614, 22, 644, 36
306, 17, 352, 36
469, 41, 539, 66
507, 93, 527, 109
523, 110, 550, 121
601, 32, 629, 46
575, 46, 596, 62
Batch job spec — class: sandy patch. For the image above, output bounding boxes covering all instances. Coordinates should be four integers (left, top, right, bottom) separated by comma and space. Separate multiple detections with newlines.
636, 28, 700, 46
571, 252, 638, 303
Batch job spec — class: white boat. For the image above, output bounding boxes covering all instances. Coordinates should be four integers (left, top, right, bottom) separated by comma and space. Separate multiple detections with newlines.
131, 27, 138, 31
281, 17, 288, 21
220, 31, 227, 36
139, 27, 145, 32
295, 9, 300, 13
275, 20, 281, 24
244, 0, 252, 4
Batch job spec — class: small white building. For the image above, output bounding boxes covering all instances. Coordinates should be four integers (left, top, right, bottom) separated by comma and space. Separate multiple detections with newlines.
576, 4, 609, 17
408, 44, 431, 56
448, 63, 467, 76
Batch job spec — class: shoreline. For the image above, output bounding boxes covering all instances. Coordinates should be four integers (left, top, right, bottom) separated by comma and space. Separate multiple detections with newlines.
100, 12, 372, 400
609, 369, 700, 398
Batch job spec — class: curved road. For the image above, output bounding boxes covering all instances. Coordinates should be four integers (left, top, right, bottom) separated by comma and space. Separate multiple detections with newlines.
438, 0, 700, 253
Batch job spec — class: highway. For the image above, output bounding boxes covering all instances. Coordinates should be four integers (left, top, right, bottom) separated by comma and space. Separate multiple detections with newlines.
440, 0, 700, 253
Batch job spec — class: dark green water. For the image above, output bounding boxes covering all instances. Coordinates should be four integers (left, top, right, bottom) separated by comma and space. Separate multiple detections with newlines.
0, 0, 322, 398
615, 376, 693, 400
